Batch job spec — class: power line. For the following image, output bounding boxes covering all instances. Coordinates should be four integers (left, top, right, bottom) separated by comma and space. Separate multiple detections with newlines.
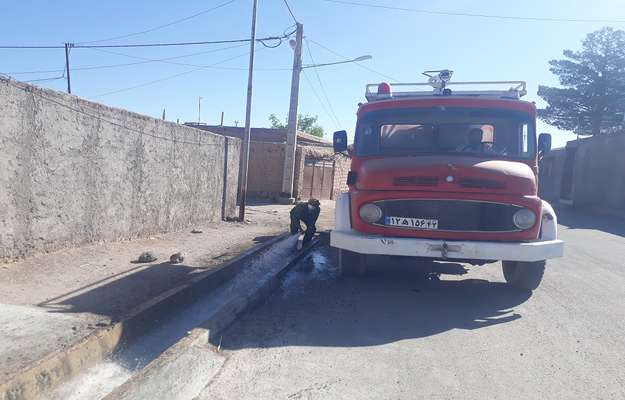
283, 0, 299, 24
320, 0, 625, 23
1, 43, 294, 76
87, 46, 290, 71
87, 49, 254, 99
301, 70, 339, 131
0, 30, 297, 50
304, 39, 341, 129
307, 38, 399, 82
84, 43, 251, 70
74, 35, 287, 49
76, 0, 238, 45
24, 75, 65, 83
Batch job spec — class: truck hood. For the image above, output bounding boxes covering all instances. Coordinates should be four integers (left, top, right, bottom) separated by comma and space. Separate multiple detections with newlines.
356, 155, 536, 196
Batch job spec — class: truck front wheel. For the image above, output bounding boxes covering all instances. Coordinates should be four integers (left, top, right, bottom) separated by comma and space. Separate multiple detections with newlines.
331, 248, 366, 276
502, 260, 546, 290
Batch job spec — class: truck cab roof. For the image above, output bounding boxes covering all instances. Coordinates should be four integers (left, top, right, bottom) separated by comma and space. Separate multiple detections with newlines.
358, 96, 537, 118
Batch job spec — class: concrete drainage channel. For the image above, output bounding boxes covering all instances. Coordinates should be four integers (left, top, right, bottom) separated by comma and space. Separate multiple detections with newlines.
3, 233, 322, 400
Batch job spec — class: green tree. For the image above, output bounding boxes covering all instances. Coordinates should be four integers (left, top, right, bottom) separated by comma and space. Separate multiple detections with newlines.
268, 113, 325, 138
538, 27, 625, 136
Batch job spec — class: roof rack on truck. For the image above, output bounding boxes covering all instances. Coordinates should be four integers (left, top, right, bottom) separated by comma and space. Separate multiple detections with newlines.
365, 69, 527, 102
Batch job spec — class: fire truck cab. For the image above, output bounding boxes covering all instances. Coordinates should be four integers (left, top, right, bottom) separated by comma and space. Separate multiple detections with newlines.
331, 70, 564, 290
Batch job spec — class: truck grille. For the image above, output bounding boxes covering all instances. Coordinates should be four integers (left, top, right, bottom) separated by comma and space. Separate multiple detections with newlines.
373, 199, 522, 232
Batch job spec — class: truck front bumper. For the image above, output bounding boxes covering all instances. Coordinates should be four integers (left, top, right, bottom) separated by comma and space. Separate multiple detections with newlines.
330, 230, 564, 262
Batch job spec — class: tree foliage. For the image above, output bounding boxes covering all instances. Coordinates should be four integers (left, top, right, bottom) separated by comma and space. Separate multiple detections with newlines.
268, 113, 325, 138
538, 27, 625, 136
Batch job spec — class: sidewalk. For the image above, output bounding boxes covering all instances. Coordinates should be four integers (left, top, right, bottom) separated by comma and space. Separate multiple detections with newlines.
0, 200, 334, 385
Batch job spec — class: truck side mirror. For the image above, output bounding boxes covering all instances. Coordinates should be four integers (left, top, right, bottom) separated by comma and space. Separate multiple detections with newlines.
333, 130, 348, 153
538, 133, 552, 154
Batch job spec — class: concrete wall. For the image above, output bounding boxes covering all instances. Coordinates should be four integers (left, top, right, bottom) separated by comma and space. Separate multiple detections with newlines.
570, 134, 625, 211
0, 78, 240, 261
538, 148, 566, 201
539, 134, 625, 214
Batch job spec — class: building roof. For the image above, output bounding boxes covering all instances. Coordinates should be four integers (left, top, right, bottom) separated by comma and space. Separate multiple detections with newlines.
184, 123, 332, 147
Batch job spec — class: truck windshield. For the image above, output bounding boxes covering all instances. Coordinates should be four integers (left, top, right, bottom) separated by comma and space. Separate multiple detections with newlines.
355, 107, 536, 159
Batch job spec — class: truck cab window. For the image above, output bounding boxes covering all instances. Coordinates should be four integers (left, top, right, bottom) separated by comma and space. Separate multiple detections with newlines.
355, 107, 535, 160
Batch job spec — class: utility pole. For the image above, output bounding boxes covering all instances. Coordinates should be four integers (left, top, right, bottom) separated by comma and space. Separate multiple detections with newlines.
237, 0, 258, 221
64, 43, 72, 94
198, 96, 203, 124
280, 23, 303, 203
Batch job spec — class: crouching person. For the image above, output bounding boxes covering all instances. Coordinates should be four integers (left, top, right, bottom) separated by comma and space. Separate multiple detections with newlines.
290, 198, 321, 246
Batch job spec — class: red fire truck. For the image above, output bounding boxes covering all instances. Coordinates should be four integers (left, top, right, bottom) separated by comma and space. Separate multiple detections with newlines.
331, 70, 564, 290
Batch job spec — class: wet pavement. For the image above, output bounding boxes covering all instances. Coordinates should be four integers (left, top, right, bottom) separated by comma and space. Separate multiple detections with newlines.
197, 211, 625, 400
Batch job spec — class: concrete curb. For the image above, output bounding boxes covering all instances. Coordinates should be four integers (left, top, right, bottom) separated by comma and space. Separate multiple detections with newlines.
0, 233, 289, 400
102, 236, 323, 400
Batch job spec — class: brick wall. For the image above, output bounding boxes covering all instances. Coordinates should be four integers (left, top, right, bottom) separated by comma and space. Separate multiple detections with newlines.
332, 153, 351, 199
247, 142, 285, 196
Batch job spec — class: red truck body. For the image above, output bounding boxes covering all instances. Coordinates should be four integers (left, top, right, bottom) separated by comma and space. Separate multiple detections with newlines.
330, 74, 564, 289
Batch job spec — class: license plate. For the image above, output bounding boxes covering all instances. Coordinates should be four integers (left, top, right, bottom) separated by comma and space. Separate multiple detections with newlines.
385, 216, 439, 230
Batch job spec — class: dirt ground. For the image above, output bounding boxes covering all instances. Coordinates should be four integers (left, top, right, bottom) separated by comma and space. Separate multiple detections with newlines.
0, 200, 335, 381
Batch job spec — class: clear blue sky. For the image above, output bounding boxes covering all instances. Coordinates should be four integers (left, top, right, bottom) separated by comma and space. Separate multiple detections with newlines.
2, 0, 624, 148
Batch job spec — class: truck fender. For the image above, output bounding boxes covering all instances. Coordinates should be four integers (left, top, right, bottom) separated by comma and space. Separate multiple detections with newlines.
540, 200, 558, 241
334, 192, 352, 232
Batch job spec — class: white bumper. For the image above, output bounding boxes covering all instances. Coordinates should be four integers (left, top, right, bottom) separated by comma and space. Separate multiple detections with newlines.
331, 193, 564, 262
331, 230, 563, 262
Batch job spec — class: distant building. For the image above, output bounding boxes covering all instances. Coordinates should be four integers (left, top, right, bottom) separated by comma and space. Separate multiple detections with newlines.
185, 123, 350, 200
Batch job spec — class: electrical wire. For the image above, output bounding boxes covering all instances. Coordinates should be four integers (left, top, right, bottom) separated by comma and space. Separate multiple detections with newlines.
304, 39, 341, 129
1, 43, 293, 75
320, 0, 625, 23
307, 38, 399, 82
76, 0, 238, 44
301, 70, 339, 131
86, 46, 291, 71
24, 75, 65, 83
87, 50, 253, 98
0, 29, 297, 50
82, 43, 250, 71
283, 0, 299, 24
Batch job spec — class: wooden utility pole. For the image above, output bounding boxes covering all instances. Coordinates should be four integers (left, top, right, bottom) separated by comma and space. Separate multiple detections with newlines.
64, 43, 72, 94
237, 0, 258, 221
198, 96, 203, 124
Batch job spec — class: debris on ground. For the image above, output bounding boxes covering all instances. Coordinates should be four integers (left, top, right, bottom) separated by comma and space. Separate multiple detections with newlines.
191, 229, 203, 234
138, 251, 157, 263
170, 252, 185, 264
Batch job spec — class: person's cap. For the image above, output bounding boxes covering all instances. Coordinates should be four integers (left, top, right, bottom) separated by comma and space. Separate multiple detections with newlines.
308, 198, 320, 207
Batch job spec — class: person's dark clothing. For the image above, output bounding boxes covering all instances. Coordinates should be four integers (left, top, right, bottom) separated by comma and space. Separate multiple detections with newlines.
290, 203, 320, 245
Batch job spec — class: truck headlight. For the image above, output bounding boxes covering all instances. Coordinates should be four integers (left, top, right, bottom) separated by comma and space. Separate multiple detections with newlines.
513, 208, 536, 230
359, 203, 383, 223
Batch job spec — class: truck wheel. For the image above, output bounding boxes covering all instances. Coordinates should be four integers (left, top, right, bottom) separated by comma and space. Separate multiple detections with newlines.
331, 247, 366, 276
502, 260, 546, 290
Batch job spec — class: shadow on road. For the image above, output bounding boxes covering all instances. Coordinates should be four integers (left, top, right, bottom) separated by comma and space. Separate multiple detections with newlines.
220, 248, 532, 350
556, 205, 625, 237
38, 262, 201, 319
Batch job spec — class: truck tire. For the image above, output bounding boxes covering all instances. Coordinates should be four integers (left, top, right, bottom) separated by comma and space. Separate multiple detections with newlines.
331, 247, 366, 276
502, 260, 546, 290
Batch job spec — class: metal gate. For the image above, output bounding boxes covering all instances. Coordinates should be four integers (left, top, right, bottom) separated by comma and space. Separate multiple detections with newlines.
302, 158, 334, 199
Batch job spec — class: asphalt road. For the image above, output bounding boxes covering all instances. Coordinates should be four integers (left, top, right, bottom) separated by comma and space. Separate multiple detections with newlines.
197, 207, 625, 400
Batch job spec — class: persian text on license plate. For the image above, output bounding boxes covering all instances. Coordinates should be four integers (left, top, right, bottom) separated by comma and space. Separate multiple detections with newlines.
385, 216, 439, 230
